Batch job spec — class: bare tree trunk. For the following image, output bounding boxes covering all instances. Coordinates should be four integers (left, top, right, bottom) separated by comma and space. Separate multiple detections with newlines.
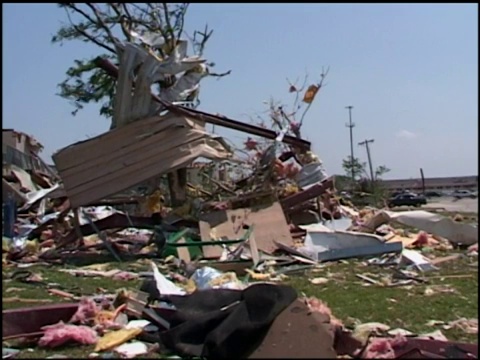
168, 168, 188, 207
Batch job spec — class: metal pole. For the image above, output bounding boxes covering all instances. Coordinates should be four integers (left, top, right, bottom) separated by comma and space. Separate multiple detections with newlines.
359, 139, 375, 182
420, 168, 426, 195
345, 106, 355, 186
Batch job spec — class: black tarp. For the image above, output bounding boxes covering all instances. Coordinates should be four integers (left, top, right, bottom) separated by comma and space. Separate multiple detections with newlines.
156, 283, 297, 359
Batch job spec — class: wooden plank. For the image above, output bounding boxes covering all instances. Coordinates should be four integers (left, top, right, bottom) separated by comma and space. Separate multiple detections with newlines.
54, 114, 182, 170
130, 54, 158, 122
55, 132, 229, 207
60, 130, 205, 198
60, 136, 194, 207
176, 237, 191, 263
59, 124, 195, 181
114, 44, 137, 128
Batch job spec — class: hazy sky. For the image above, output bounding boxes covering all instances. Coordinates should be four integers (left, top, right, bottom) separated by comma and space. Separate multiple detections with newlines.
3, 3, 478, 179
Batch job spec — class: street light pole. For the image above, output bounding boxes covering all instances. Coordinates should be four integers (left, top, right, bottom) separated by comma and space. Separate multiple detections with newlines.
345, 106, 355, 186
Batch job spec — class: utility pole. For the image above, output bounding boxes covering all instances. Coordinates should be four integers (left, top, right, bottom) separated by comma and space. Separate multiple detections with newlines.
345, 106, 355, 186
358, 139, 375, 183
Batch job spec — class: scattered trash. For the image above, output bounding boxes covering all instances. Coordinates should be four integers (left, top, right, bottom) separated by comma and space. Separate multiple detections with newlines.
2, 24, 478, 360
443, 318, 478, 334
95, 328, 143, 352
114, 341, 148, 358
309, 276, 329, 285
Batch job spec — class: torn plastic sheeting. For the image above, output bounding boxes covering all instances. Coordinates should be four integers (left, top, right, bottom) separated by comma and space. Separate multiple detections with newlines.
15, 212, 61, 240
300, 230, 403, 261
22, 183, 61, 208
191, 266, 245, 290
150, 261, 186, 296
117, 40, 205, 78
78, 206, 120, 226
362, 210, 477, 246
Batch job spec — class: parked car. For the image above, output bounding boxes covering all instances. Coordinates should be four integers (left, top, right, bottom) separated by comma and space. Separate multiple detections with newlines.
388, 193, 427, 208
451, 190, 477, 199
390, 190, 414, 197
424, 190, 443, 197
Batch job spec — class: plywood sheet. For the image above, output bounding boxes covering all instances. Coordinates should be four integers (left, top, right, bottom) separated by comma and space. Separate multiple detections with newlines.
198, 202, 294, 258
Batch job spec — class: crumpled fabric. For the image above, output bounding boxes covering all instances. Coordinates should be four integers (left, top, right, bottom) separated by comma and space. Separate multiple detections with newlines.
159, 283, 298, 359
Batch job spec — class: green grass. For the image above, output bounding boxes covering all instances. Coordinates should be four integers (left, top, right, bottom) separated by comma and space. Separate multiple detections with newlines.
286, 253, 478, 343
2, 251, 478, 358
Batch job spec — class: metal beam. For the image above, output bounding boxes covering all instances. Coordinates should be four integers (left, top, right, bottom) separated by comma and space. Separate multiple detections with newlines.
93, 57, 311, 150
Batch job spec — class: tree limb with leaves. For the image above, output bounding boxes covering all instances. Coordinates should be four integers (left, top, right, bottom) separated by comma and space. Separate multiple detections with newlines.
53, 3, 230, 121
53, 3, 231, 206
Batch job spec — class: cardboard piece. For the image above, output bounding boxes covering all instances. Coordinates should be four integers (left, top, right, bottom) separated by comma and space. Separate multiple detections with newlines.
248, 299, 336, 359
199, 202, 294, 258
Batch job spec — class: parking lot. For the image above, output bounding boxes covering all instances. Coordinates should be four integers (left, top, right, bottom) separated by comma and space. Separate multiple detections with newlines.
426, 196, 478, 213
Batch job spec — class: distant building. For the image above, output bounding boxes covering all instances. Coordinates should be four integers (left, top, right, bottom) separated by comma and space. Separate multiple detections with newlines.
2, 129, 52, 175
381, 176, 478, 192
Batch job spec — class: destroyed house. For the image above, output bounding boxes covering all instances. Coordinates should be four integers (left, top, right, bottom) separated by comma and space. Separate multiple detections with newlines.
2, 129, 52, 175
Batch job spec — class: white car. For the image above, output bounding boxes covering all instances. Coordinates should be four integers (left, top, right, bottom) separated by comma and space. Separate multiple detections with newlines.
451, 190, 477, 199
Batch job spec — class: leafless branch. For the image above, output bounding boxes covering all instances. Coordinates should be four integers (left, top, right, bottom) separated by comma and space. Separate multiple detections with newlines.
84, 3, 120, 47
298, 66, 329, 127
208, 69, 232, 78
162, 3, 175, 41
63, 6, 116, 53
292, 73, 309, 112
109, 4, 132, 41
194, 24, 213, 56
174, 3, 189, 39
122, 3, 133, 21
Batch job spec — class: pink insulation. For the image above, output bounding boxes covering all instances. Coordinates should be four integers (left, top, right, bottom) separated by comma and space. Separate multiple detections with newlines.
39, 321, 98, 348
362, 334, 408, 359
69, 297, 99, 324
411, 231, 437, 248
112, 271, 138, 281
305, 297, 344, 328
468, 243, 478, 253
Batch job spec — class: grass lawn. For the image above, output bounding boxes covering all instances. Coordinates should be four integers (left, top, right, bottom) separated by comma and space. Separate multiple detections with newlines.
2, 249, 477, 359
3, 205, 479, 358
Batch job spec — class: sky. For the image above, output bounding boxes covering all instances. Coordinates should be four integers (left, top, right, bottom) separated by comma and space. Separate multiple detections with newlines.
3, 3, 478, 180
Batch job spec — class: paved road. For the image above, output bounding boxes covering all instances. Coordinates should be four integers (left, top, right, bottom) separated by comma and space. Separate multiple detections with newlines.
425, 196, 478, 213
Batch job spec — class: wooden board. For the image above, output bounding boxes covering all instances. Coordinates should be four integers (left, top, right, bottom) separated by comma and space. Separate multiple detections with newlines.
53, 114, 230, 207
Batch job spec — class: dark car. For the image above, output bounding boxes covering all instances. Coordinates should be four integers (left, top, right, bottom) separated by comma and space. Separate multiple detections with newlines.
388, 193, 427, 208
425, 190, 443, 197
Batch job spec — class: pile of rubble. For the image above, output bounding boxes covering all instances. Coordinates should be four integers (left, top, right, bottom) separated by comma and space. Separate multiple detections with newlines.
3, 35, 478, 359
